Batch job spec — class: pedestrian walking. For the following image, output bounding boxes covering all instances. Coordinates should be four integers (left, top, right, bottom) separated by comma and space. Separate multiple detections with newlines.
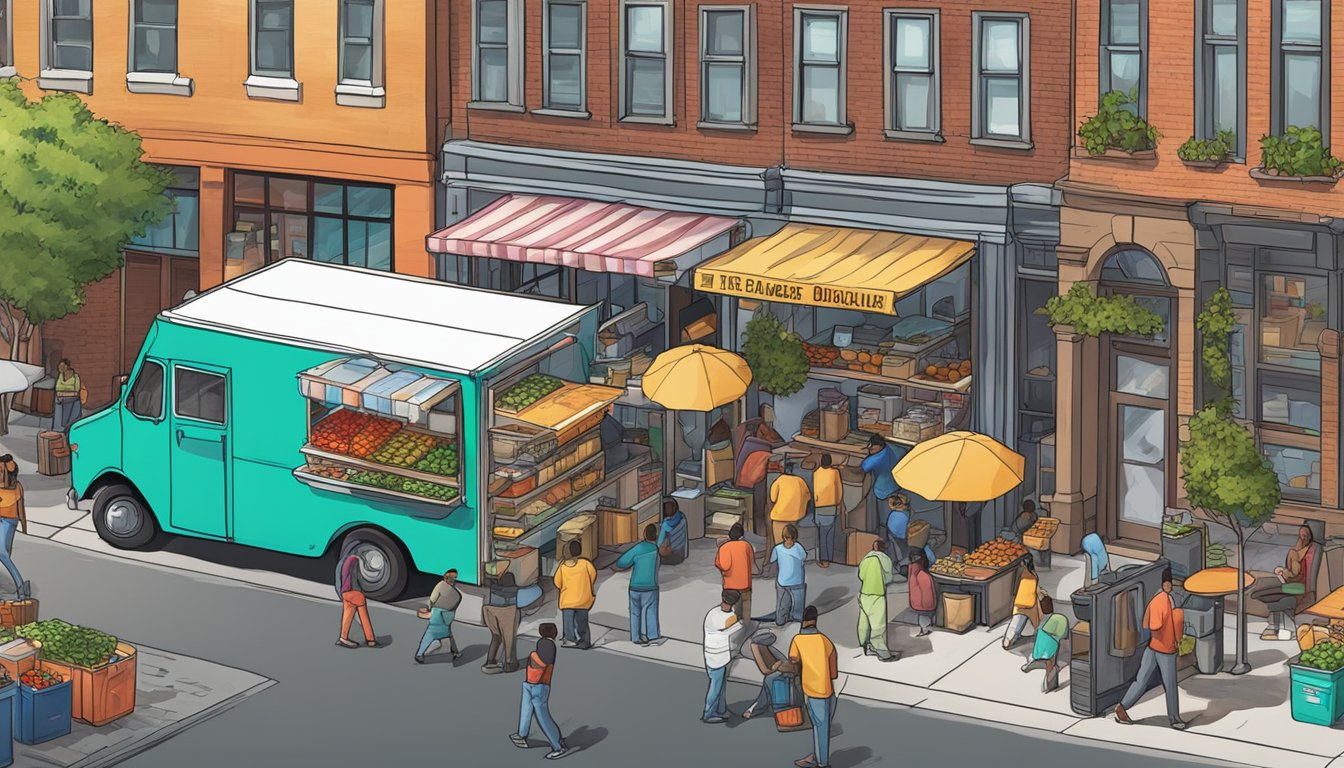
0, 456, 29, 598
860, 434, 902, 533
656, 498, 689, 565
51, 359, 83, 435
554, 540, 597, 649
612, 524, 661, 645
812, 455, 842, 568
415, 569, 462, 663
335, 549, 380, 649
1021, 595, 1069, 692
789, 605, 838, 768
1003, 557, 1044, 649
768, 462, 811, 555
1114, 569, 1188, 730
741, 630, 788, 720
770, 524, 807, 626
885, 494, 912, 577
483, 571, 521, 674
907, 550, 936, 637
857, 539, 897, 662
715, 523, 755, 638
702, 589, 744, 724
510, 622, 571, 760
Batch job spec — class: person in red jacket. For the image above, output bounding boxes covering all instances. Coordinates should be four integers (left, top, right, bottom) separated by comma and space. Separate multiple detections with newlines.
907, 550, 936, 637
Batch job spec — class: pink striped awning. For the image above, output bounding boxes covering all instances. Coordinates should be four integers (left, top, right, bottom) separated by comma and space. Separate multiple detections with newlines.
426, 194, 740, 278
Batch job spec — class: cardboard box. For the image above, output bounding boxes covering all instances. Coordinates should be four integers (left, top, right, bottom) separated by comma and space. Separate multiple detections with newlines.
706, 455, 736, 486
846, 530, 881, 566
819, 408, 850, 442
941, 593, 976, 633
1262, 313, 1301, 349
500, 546, 540, 586
557, 513, 598, 561
597, 507, 638, 546
882, 355, 917, 379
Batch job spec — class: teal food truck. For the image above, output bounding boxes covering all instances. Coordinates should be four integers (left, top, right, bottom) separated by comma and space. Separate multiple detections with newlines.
68, 260, 653, 600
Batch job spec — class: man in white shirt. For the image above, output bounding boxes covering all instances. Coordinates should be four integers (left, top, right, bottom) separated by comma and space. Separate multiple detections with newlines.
702, 590, 744, 724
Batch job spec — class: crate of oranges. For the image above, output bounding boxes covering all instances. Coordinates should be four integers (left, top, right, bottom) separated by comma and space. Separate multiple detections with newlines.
962, 537, 1028, 572
1023, 518, 1060, 551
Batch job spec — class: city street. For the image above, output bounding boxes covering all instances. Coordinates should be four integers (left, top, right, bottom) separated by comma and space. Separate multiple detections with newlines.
19, 536, 1228, 768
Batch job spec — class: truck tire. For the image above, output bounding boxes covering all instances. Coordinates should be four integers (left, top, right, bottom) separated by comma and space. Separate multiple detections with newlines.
338, 528, 408, 602
91, 483, 160, 549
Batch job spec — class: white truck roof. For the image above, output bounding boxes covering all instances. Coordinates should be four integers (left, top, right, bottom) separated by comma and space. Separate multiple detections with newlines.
161, 260, 592, 376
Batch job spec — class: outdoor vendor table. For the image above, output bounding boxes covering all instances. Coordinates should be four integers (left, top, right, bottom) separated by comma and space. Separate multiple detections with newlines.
931, 554, 1028, 628
1304, 586, 1344, 619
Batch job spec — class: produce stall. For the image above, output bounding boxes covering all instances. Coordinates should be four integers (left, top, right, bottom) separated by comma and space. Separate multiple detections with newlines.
9, 620, 134, 728
930, 538, 1030, 627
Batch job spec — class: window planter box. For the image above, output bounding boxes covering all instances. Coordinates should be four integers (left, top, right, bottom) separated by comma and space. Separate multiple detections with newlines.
1180, 158, 1229, 170
1249, 167, 1341, 186
1072, 147, 1156, 161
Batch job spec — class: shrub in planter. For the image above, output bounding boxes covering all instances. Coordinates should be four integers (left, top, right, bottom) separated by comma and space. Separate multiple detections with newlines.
1078, 90, 1160, 156
1039, 283, 1164, 338
741, 313, 809, 397
1178, 130, 1235, 162
1258, 126, 1342, 178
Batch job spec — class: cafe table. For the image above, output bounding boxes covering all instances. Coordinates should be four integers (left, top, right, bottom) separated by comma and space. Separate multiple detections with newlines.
1183, 566, 1255, 675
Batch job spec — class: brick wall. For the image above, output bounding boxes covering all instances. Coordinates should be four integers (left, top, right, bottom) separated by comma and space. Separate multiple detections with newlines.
41, 273, 121, 409
454, 0, 1073, 185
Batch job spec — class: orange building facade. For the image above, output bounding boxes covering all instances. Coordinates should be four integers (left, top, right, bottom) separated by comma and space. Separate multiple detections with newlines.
1054, 0, 1344, 550
3, 0, 445, 405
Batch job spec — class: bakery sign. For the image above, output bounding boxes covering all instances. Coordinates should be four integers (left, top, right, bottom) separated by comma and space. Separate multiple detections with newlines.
695, 268, 898, 315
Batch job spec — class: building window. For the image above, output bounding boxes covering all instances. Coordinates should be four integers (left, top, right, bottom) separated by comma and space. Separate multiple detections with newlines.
620, 0, 673, 122
131, 167, 200, 256
1259, 272, 1328, 372
543, 0, 586, 113
1272, 0, 1327, 136
130, 0, 176, 73
48, 0, 93, 73
251, 1, 293, 77
793, 8, 847, 130
336, 0, 385, 107
473, 0, 523, 107
1099, 0, 1144, 110
699, 6, 754, 127
0, 0, 14, 75
1019, 276, 1056, 416
226, 173, 394, 280
883, 10, 939, 139
1196, 0, 1243, 154
972, 13, 1030, 145
1263, 443, 1321, 503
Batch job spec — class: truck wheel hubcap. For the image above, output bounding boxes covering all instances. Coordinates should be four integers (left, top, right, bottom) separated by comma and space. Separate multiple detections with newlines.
106, 500, 142, 537
353, 544, 389, 590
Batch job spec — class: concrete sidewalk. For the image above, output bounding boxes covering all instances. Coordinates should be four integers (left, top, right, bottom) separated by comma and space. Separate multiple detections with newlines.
4, 412, 1340, 768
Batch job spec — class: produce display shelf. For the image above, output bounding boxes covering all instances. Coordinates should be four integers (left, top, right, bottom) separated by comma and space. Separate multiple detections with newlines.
490, 454, 604, 516
292, 467, 460, 519
492, 425, 601, 474
492, 456, 648, 550
300, 446, 460, 488
807, 366, 973, 393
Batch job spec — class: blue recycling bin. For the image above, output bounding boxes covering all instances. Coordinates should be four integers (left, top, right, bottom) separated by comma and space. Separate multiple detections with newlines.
0, 681, 16, 767
14, 679, 72, 745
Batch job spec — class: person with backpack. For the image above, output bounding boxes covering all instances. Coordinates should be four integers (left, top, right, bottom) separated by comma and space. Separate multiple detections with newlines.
335, 548, 380, 648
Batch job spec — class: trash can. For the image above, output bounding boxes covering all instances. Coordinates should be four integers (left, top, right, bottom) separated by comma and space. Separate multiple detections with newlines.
1290, 658, 1344, 726
1184, 595, 1224, 675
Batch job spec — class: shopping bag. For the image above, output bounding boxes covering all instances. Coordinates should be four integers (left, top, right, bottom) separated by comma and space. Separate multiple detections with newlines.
774, 706, 806, 731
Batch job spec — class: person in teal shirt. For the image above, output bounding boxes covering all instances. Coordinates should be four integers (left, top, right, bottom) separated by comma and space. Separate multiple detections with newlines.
613, 524, 662, 645
1022, 595, 1069, 692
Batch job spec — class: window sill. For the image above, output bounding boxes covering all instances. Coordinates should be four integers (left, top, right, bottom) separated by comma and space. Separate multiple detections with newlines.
467, 101, 525, 113
792, 122, 855, 136
38, 69, 92, 94
1249, 167, 1342, 186
884, 129, 944, 143
620, 115, 675, 126
533, 108, 591, 119
126, 72, 194, 97
336, 83, 386, 109
244, 75, 302, 102
0, 66, 15, 79
971, 137, 1034, 151
697, 121, 757, 132
1071, 147, 1155, 161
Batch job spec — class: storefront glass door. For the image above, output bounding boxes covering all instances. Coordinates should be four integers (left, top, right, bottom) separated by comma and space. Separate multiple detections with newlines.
1110, 352, 1169, 543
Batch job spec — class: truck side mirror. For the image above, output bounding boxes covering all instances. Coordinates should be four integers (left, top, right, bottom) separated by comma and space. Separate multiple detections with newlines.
118, 375, 129, 390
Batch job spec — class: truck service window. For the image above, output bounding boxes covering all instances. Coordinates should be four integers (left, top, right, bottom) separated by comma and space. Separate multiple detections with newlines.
174, 368, 226, 424
127, 361, 165, 419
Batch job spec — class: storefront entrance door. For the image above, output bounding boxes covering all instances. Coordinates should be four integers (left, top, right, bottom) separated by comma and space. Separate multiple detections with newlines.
1107, 352, 1171, 545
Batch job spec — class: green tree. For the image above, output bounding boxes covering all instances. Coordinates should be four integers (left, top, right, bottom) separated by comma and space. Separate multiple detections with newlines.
741, 312, 808, 397
1180, 287, 1280, 674
0, 78, 173, 432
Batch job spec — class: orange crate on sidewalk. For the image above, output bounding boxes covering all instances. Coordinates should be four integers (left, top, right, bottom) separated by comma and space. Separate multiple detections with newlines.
41, 642, 137, 725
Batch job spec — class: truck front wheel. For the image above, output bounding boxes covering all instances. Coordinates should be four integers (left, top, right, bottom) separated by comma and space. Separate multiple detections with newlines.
91, 484, 160, 549
338, 529, 409, 602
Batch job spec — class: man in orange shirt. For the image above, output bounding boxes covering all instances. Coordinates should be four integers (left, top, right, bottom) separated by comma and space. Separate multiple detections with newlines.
789, 605, 838, 768
1114, 569, 1187, 730
716, 523, 756, 639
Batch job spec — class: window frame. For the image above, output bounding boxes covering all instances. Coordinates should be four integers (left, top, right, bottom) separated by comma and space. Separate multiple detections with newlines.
470, 0, 525, 111
970, 12, 1031, 148
126, 360, 166, 421
126, 0, 194, 96
882, 8, 941, 141
130, 166, 201, 256
619, 0, 675, 124
1270, 0, 1329, 139
1098, 0, 1146, 112
245, 0, 301, 101
540, 0, 588, 116
336, 0, 385, 108
0, 0, 14, 78
1193, 0, 1245, 158
38, 0, 94, 93
792, 6, 849, 134
172, 365, 228, 426
697, 4, 755, 130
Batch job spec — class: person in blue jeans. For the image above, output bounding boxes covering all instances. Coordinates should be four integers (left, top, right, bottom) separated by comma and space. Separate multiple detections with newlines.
613, 524, 661, 645
770, 524, 807, 626
701, 589, 743, 724
0, 456, 28, 598
885, 494, 911, 578
510, 622, 571, 760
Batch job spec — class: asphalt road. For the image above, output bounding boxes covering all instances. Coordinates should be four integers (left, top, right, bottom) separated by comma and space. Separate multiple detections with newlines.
20, 537, 1230, 768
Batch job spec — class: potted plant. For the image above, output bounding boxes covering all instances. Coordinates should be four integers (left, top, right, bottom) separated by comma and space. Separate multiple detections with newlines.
1077, 90, 1160, 159
1177, 130, 1236, 169
740, 312, 809, 397
1252, 126, 1343, 183
1038, 283, 1165, 338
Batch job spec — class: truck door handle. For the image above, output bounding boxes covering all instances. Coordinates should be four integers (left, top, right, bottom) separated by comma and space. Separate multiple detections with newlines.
175, 429, 184, 443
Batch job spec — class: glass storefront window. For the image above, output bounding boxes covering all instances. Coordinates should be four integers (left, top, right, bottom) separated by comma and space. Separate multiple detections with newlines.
1263, 442, 1321, 503
131, 166, 200, 256
1116, 355, 1168, 399
1019, 278, 1055, 415
1259, 272, 1328, 372
1259, 375, 1321, 432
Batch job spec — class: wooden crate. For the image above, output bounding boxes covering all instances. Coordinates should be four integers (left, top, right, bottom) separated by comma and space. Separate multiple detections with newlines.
0, 599, 38, 629
41, 642, 137, 726
597, 507, 638, 547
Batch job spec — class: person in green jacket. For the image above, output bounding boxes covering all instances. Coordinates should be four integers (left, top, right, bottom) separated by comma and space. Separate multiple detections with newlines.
857, 539, 898, 662
612, 524, 662, 645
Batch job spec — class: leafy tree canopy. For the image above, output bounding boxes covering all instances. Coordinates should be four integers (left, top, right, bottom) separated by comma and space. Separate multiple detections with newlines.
741, 313, 809, 397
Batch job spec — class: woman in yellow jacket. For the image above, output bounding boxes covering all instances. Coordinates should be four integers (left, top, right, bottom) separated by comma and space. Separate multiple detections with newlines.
1003, 557, 1043, 649
553, 539, 598, 649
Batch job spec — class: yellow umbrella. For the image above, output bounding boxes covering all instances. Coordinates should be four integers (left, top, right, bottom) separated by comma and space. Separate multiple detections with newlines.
892, 431, 1025, 502
641, 344, 752, 411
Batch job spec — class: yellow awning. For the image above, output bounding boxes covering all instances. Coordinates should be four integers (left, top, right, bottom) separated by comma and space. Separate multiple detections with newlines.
693, 223, 976, 315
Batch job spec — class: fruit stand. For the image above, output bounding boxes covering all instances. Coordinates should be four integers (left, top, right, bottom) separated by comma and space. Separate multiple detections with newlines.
1, 619, 134, 731
930, 538, 1030, 627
